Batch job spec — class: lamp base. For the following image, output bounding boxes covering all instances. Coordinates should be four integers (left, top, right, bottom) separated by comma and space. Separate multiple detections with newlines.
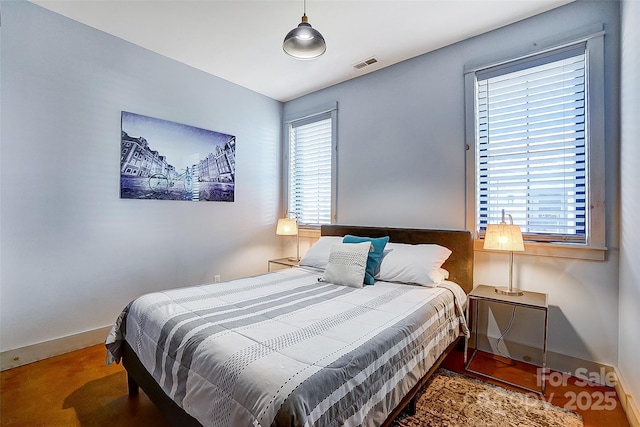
494, 286, 524, 296
287, 257, 300, 262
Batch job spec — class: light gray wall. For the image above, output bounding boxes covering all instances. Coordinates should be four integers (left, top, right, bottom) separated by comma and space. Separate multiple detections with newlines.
0, 1, 283, 352
284, 0, 621, 368
619, 0, 640, 407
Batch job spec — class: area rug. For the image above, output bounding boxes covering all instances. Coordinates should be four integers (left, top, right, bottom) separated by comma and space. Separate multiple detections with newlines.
392, 369, 583, 427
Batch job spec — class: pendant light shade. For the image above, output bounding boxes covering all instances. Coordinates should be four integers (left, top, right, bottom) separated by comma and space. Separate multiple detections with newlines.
283, 2, 325, 60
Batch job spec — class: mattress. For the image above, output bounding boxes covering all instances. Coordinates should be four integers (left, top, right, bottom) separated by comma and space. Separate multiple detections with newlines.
106, 267, 468, 427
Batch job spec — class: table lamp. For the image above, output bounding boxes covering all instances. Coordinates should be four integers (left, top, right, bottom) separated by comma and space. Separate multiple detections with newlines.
483, 209, 525, 296
276, 217, 299, 261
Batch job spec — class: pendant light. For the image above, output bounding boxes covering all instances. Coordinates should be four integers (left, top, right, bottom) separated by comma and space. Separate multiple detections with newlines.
283, 0, 326, 60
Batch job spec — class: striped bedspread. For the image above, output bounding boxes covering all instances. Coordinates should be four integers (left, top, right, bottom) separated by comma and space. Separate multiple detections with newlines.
106, 267, 468, 427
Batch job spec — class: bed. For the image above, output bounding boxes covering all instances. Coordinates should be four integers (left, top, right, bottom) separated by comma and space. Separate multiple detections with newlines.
106, 224, 473, 427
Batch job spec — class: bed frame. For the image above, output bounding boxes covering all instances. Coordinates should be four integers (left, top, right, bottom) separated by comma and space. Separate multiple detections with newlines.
122, 225, 474, 427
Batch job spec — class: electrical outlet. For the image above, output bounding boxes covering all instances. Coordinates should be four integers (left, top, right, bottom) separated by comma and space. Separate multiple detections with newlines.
214, 275, 221, 283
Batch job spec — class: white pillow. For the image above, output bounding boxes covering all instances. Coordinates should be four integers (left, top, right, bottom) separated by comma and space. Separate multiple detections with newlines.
375, 242, 452, 287
299, 236, 343, 270
321, 242, 371, 288
432, 267, 450, 284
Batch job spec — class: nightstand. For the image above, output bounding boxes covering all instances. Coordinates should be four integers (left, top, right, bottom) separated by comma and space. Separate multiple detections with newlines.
464, 284, 548, 395
268, 257, 299, 272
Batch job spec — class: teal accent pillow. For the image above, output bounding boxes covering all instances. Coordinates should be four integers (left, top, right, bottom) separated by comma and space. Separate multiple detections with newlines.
342, 235, 390, 285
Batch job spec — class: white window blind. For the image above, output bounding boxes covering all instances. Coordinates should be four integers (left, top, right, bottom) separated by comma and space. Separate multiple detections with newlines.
476, 43, 587, 243
288, 114, 333, 226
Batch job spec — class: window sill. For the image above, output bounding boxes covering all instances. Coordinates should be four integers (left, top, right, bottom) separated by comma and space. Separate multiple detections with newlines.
474, 239, 607, 261
299, 227, 321, 239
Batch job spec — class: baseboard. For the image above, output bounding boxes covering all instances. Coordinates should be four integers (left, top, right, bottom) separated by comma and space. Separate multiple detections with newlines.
614, 367, 640, 427
0, 326, 111, 371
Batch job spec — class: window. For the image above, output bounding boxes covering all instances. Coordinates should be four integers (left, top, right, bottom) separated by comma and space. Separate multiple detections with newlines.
285, 108, 337, 227
465, 28, 605, 258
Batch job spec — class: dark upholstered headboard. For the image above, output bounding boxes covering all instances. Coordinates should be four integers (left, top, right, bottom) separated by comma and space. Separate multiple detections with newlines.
320, 225, 474, 294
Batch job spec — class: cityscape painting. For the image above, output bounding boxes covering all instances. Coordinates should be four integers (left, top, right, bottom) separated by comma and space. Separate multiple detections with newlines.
120, 111, 236, 202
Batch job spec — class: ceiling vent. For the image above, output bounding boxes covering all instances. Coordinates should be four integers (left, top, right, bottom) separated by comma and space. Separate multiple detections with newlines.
352, 57, 378, 70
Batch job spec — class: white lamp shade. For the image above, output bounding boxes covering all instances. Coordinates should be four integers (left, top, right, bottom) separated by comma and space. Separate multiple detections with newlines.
276, 218, 298, 236
483, 223, 524, 252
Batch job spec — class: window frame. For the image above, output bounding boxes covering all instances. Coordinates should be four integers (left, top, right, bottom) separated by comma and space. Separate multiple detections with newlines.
283, 104, 338, 230
464, 25, 606, 260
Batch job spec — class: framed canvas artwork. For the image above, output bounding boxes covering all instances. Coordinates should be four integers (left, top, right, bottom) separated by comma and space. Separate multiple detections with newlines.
120, 111, 235, 202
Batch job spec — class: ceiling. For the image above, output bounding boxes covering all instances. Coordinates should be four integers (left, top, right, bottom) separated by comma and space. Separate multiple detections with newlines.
31, 0, 574, 102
